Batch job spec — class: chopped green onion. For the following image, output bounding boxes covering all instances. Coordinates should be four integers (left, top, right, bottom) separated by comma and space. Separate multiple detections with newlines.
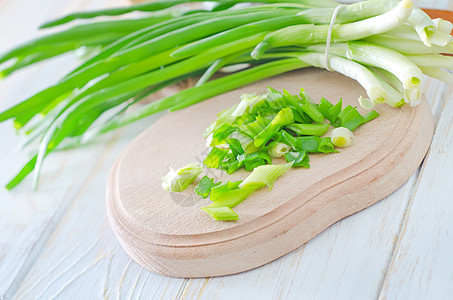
210, 123, 237, 146
194, 175, 221, 198
237, 151, 272, 171
204, 147, 229, 168
361, 110, 380, 125
208, 187, 256, 208
317, 97, 333, 118
285, 123, 329, 136
254, 107, 294, 147
338, 105, 364, 131
201, 206, 239, 221
210, 180, 243, 201
331, 127, 354, 148
239, 162, 293, 190
280, 131, 304, 151
284, 150, 310, 168
226, 138, 245, 156
268, 142, 291, 158
161, 163, 203, 192
296, 136, 321, 153
317, 137, 336, 153
327, 98, 343, 124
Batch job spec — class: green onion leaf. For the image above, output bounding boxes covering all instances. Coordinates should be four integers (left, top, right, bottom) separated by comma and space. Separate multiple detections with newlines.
360, 110, 380, 125
285, 123, 329, 136
327, 98, 343, 124
237, 151, 272, 171
296, 136, 321, 153
210, 123, 237, 146
208, 187, 256, 208
226, 138, 245, 156
210, 180, 242, 201
317, 137, 337, 153
339, 105, 364, 131
285, 150, 310, 168
204, 147, 229, 168
161, 163, 203, 192
254, 108, 294, 147
194, 175, 221, 198
239, 162, 293, 190
201, 206, 239, 221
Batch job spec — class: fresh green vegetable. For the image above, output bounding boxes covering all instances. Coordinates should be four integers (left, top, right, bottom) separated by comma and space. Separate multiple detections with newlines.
161, 163, 204, 192
201, 206, 239, 221
285, 123, 329, 136
268, 142, 291, 158
204, 147, 230, 168
194, 176, 221, 198
331, 127, 354, 148
239, 162, 293, 190
285, 151, 310, 168
1, 0, 452, 189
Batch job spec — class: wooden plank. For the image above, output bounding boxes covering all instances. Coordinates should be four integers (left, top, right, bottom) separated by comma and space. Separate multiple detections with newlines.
378, 92, 453, 299
12, 119, 187, 300
180, 173, 419, 300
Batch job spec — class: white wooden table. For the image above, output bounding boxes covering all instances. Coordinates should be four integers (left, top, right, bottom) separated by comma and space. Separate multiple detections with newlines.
1, 0, 453, 299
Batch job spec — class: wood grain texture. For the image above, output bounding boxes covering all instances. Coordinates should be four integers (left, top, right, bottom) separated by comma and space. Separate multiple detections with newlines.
379, 95, 453, 300
107, 69, 433, 277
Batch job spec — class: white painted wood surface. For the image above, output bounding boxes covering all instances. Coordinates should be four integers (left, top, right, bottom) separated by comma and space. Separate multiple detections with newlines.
0, 0, 452, 299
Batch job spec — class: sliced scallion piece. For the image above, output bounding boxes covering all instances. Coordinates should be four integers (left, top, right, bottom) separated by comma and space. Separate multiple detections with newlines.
194, 176, 221, 198
285, 150, 310, 168
285, 123, 329, 136
161, 163, 203, 192
317, 137, 337, 153
331, 127, 354, 148
268, 142, 291, 158
201, 206, 239, 221
239, 162, 293, 190
204, 147, 229, 168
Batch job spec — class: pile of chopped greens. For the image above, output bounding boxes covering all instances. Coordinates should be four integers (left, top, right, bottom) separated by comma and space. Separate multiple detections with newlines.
162, 87, 379, 221
1, 0, 451, 189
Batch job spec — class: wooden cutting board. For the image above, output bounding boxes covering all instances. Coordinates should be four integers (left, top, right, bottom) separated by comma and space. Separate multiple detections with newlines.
106, 68, 433, 277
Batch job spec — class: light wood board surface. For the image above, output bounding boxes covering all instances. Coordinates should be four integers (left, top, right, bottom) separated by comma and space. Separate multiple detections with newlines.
0, 0, 453, 299
107, 69, 433, 277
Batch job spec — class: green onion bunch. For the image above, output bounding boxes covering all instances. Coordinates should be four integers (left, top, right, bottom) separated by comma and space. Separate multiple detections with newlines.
0, 0, 451, 189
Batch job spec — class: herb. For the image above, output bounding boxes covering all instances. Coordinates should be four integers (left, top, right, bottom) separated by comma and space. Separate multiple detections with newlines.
161, 163, 203, 192
4, 0, 443, 189
194, 176, 221, 198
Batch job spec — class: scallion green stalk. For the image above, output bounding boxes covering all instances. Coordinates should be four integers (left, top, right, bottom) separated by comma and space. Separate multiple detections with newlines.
297, 51, 387, 105
268, 142, 291, 158
201, 206, 239, 221
239, 162, 293, 190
